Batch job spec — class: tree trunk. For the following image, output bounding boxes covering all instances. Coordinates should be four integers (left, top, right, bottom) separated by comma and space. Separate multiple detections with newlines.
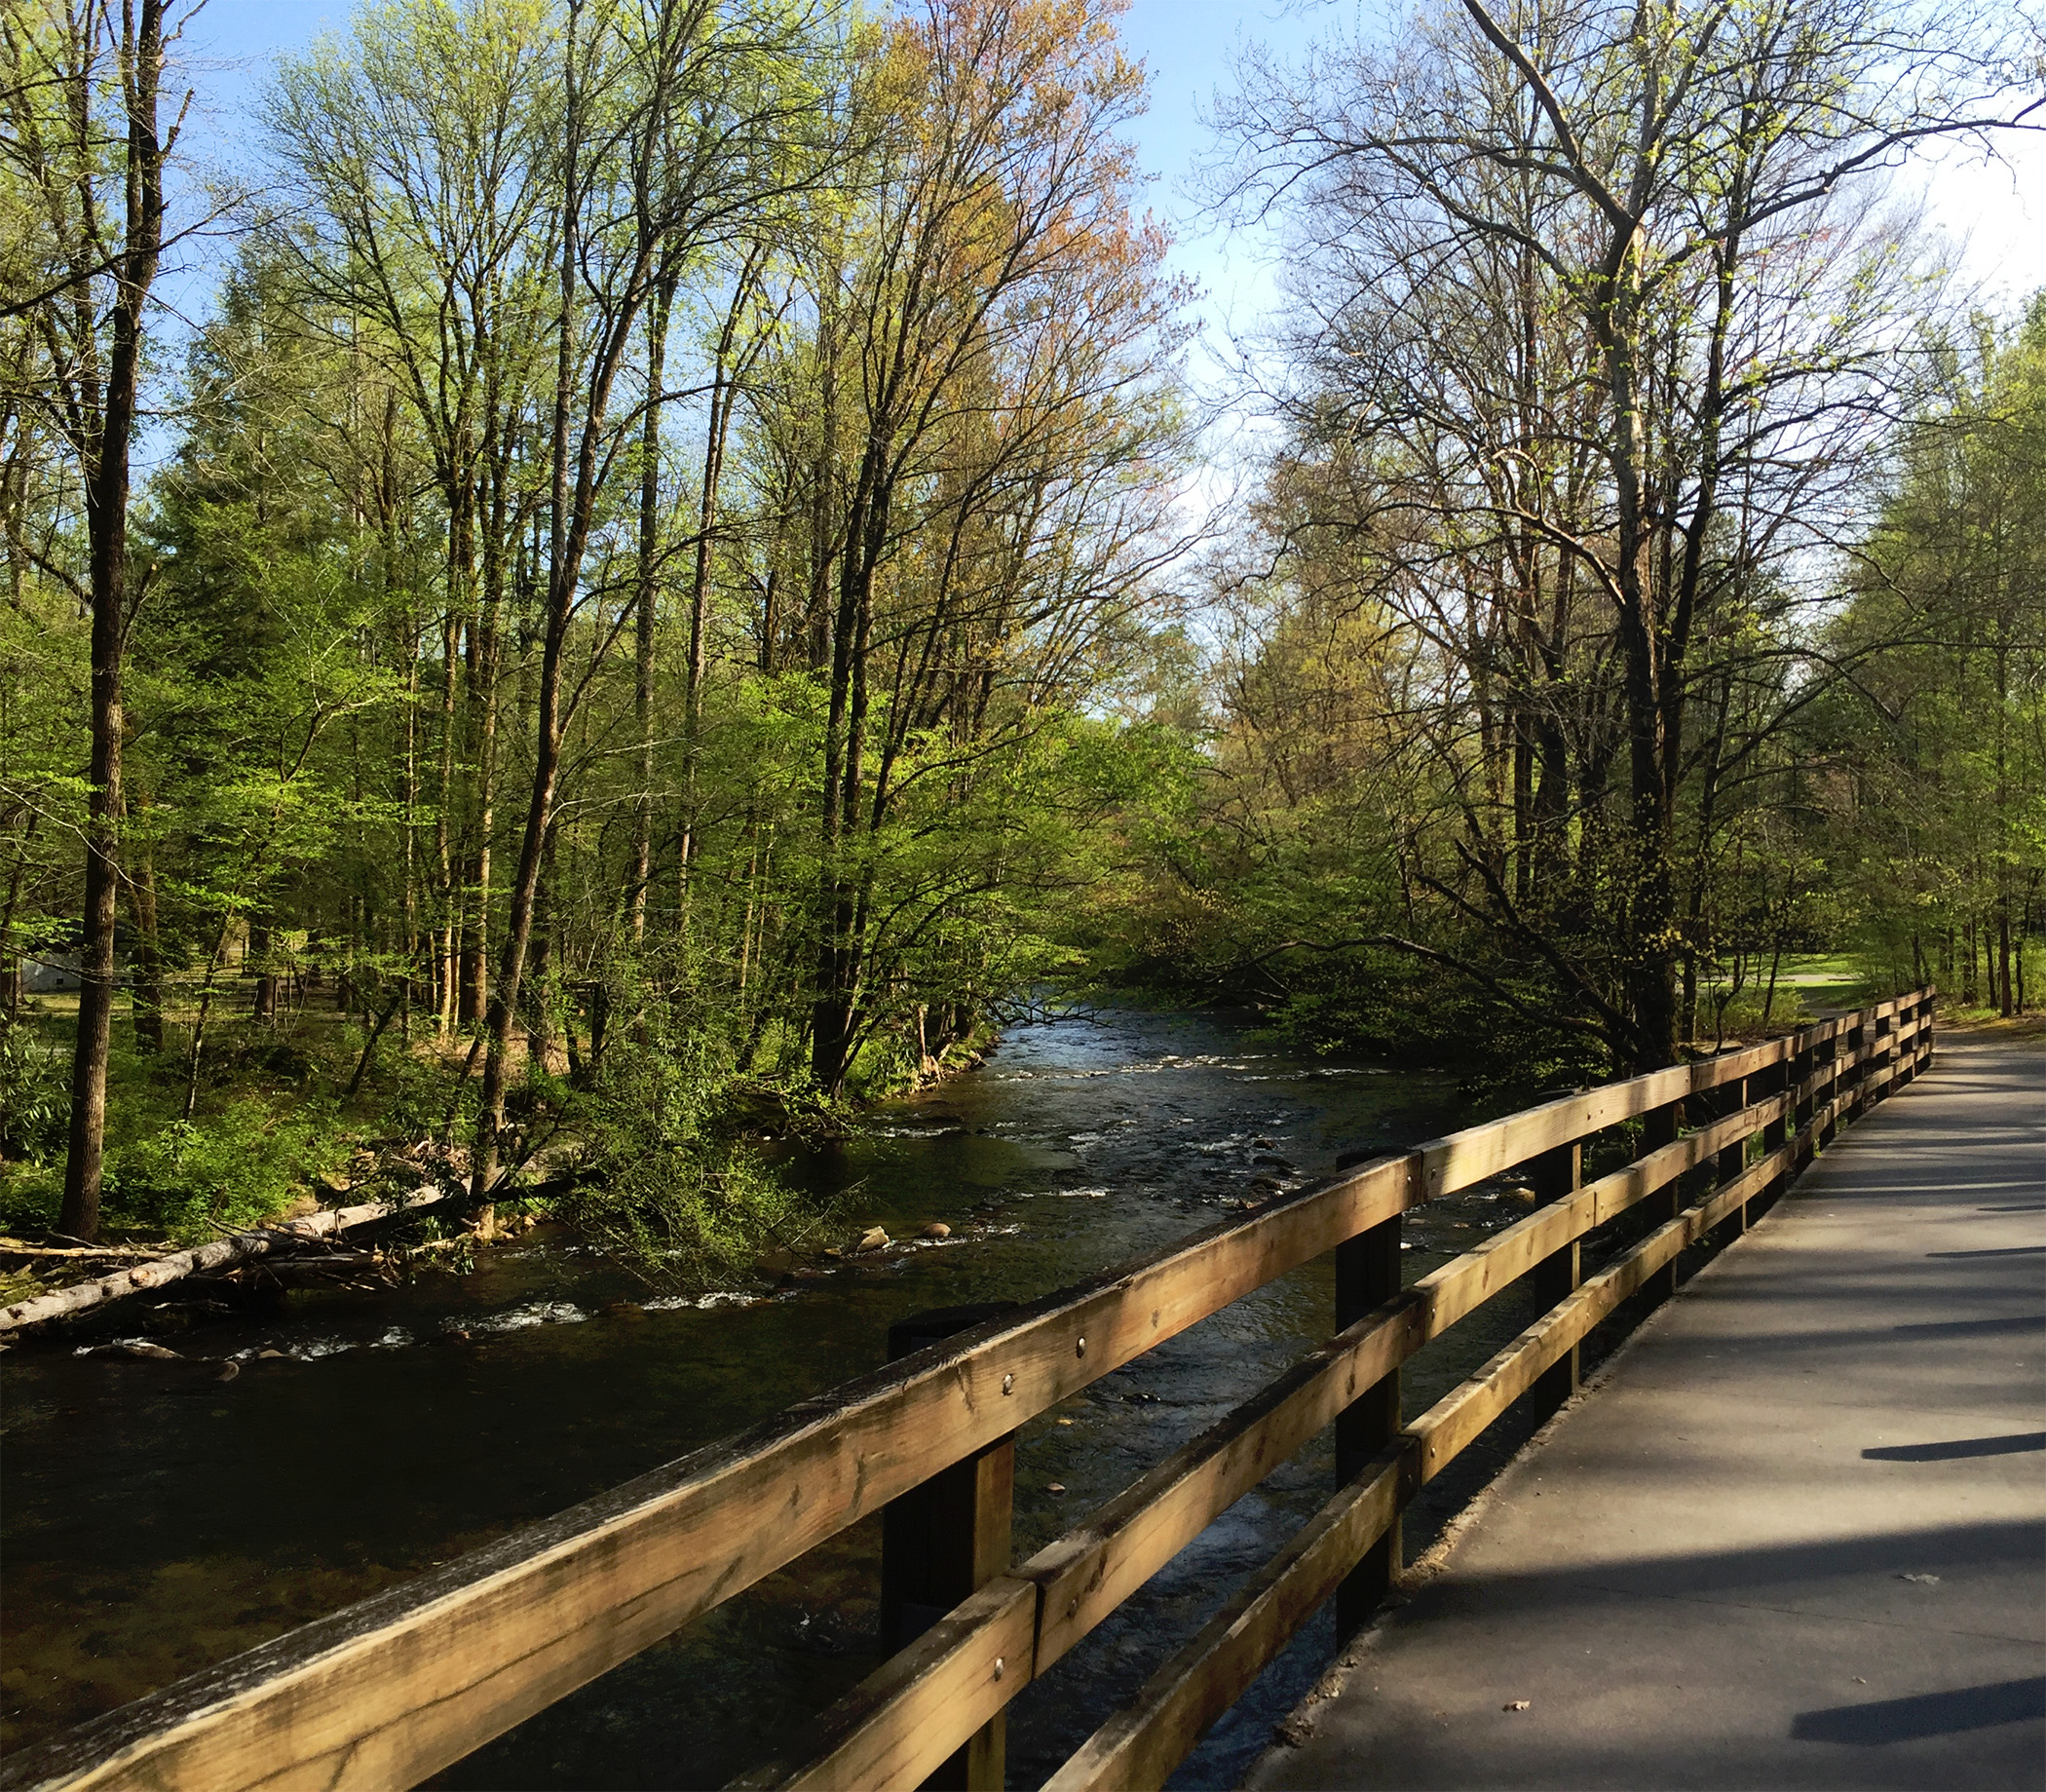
249, 922, 277, 1020
0, 811, 40, 1028
677, 252, 759, 948
2018, 896, 2030, 1015
126, 835, 165, 1052
60, 0, 170, 1243
626, 275, 673, 945
473, 2, 651, 1198
434, 603, 461, 1033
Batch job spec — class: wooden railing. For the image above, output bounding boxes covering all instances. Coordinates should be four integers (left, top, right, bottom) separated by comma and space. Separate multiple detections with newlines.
5, 989, 1936, 1792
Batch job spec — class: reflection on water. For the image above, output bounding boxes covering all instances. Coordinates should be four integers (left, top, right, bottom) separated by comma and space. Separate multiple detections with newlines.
2, 1009, 1559, 1788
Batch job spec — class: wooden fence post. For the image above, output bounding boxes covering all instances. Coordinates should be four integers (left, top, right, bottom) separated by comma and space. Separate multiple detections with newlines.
1643, 1093, 1682, 1305
1528, 1139, 1581, 1419
1714, 1072, 1749, 1239
1756, 1046, 1790, 1226
1335, 1213, 1402, 1640
1793, 1031, 1818, 1178
1904, 990, 1933, 1082
1817, 1030, 1841, 1149
883, 1304, 1019, 1792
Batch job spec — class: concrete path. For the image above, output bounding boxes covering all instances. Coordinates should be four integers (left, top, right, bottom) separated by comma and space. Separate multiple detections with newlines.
1250, 1035, 2046, 1791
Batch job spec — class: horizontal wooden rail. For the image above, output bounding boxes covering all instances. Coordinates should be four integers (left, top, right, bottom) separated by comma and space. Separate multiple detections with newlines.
1039, 1065, 1918, 1790
5, 991, 1935, 1792
739, 1000, 1933, 1790
1040, 1446, 1418, 1792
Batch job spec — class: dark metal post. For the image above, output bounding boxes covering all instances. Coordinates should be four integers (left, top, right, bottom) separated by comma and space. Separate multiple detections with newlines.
882, 1304, 1017, 1792
1335, 1213, 1402, 1640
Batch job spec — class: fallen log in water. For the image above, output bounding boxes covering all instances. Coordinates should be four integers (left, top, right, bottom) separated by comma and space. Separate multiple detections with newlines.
0, 1186, 449, 1334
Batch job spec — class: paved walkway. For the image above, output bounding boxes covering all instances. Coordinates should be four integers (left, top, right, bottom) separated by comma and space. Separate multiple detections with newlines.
1251, 1035, 2046, 1791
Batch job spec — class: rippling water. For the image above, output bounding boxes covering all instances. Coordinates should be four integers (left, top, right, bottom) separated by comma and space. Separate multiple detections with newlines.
3, 1010, 1583, 1787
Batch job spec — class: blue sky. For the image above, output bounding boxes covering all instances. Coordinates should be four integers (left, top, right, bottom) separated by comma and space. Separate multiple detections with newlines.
173, 0, 2044, 371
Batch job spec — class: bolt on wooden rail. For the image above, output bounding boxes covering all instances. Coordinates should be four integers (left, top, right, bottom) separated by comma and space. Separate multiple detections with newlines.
2, 990, 1936, 1792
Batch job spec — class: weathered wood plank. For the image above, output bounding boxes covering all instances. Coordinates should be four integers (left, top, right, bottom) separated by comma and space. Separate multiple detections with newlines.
729, 1577, 1037, 1792
1411, 1080, 1791, 1337
0, 1155, 1423, 1792
1403, 1009, 1883, 1205
1025, 1291, 1425, 1675
877, 1304, 1017, 1789
946, 1048, 1841, 1713
1528, 1139, 1582, 1417
919, 1001, 1921, 1792
1335, 1212, 1404, 1634
1406, 1141, 1793, 1481
739, 1295, 1431, 1791
755, 1080, 1848, 1792
994, 1010, 1913, 1706
1412, 1061, 1692, 1199
758, 1048, 1854, 1792
1407, 1237, 1659, 1480
1039, 1447, 1416, 1792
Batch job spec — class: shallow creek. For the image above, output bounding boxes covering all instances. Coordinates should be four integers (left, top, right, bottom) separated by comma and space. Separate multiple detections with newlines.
2, 1009, 1581, 1788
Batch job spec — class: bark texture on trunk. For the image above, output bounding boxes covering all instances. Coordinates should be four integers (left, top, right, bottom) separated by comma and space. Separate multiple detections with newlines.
126, 831, 165, 1053
60, 0, 170, 1242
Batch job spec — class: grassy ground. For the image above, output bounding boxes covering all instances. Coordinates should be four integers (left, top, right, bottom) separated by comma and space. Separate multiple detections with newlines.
1929, 1007, 2046, 1040
1699, 953, 2043, 1043
1695, 953, 1877, 1039
0, 982, 438, 1247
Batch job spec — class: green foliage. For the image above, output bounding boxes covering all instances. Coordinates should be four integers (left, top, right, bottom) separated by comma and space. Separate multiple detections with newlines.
106, 1099, 346, 1243
1815, 296, 2046, 1009
0, 1022, 70, 1163
555, 1011, 833, 1288
0, 1080, 345, 1245
379, 1051, 480, 1160
12, 0, 2031, 1282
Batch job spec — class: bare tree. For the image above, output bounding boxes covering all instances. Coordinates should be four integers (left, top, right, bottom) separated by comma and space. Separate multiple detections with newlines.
776, 0, 1192, 1094
1221, 0, 2039, 1069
